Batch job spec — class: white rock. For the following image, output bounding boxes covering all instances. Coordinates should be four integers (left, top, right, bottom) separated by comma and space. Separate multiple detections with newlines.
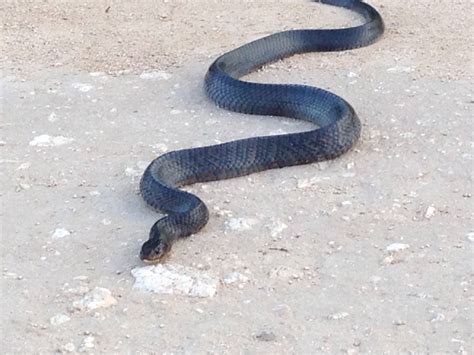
89, 71, 106, 77
51, 228, 71, 239
466, 232, 474, 242
328, 312, 349, 320
29, 134, 74, 147
152, 143, 168, 153
48, 112, 59, 122
79, 336, 95, 351
386, 243, 410, 252
225, 217, 257, 232
266, 220, 288, 237
387, 65, 414, 73
50, 314, 71, 326
297, 176, 321, 189
139, 70, 172, 80
131, 264, 218, 298
424, 206, 436, 219
72, 82, 94, 92
62, 343, 76, 352
17, 162, 31, 170
73, 287, 117, 311
223, 272, 249, 285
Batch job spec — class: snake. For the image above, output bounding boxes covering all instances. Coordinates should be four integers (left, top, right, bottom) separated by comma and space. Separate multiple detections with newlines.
138, 0, 384, 262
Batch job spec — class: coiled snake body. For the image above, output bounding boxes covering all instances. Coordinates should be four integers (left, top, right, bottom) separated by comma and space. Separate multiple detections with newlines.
139, 0, 384, 262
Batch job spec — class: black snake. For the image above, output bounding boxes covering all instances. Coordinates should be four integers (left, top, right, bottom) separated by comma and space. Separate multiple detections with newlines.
139, 0, 384, 262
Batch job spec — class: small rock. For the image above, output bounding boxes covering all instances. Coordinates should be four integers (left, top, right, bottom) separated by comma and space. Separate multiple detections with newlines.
139, 70, 171, 80
72, 83, 94, 92
222, 272, 249, 285
131, 264, 218, 298
48, 112, 58, 122
424, 206, 436, 219
73, 287, 117, 311
17, 162, 31, 170
225, 217, 257, 232
466, 232, 474, 242
430, 312, 445, 322
79, 336, 95, 352
50, 314, 71, 326
296, 176, 321, 189
62, 343, 76, 353
385, 243, 410, 252
51, 228, 71, 239
255, 330, 276, 342
29, 135, 74, 147
266, 219, 288, 237
328, 312, 349, 320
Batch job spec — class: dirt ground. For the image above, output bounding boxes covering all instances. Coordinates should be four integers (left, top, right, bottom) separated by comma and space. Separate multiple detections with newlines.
1, 0, 473, 353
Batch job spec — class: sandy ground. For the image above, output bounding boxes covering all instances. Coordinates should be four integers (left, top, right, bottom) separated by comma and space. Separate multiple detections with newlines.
1, 0, 473, 353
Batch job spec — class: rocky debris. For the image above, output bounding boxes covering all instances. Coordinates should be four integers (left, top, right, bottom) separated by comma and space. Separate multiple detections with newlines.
466, 232, 474, 242
50, 314, 70, 326
424, 206, 436, 219
51, 228, 71, 239
139, 70, 171, 80
73, 287, 117, 311
124, 161, 148, 178
266, 219, 288, 237
328, 312, 350, 320
383, 243, 410, 265
61, 343, 76, 353
255, 330, 276, 342
78, 335, 95, 352
225, 217, 257, 232
222, 272, 249, 285
131, 264, 218, 298
71, 82, 94, 92
385, 243, 410, 252
29, 134, 74, 147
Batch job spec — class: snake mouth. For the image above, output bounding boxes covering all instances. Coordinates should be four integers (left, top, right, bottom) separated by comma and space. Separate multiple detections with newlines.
139, 242, 171, 264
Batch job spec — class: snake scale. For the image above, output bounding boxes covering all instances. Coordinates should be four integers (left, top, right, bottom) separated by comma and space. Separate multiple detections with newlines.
139, 0, 384, 262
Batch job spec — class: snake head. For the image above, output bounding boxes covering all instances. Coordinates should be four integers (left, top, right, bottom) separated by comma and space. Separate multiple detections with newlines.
139, 226, 172, 263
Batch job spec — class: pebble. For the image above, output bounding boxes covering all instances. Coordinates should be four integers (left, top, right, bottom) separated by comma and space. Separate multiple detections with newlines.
17, 162, 31, 170
29, 134, 74, 147
139, 70, 171, 80
222, 272, 249, 285
466, 232, 474, 242
62, 343, 76, 353
328, 312, 349, 320
267, 219, 288, 237
73, 287, 117, 311
296, 176, 322, 189
72, 82, 94, 92
51, 228, 71, 239
424, 206, 436, 219
131, 264, 218, 298
255, 330, 276, 342
385, 243, 410, 252
48, 112, 58, 122
225, 217, 257, 232
50, 314, 71, 326
79, 336, 95, 352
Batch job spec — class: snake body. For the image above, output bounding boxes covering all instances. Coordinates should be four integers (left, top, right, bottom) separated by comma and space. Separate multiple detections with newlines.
139, 0, 384, 262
